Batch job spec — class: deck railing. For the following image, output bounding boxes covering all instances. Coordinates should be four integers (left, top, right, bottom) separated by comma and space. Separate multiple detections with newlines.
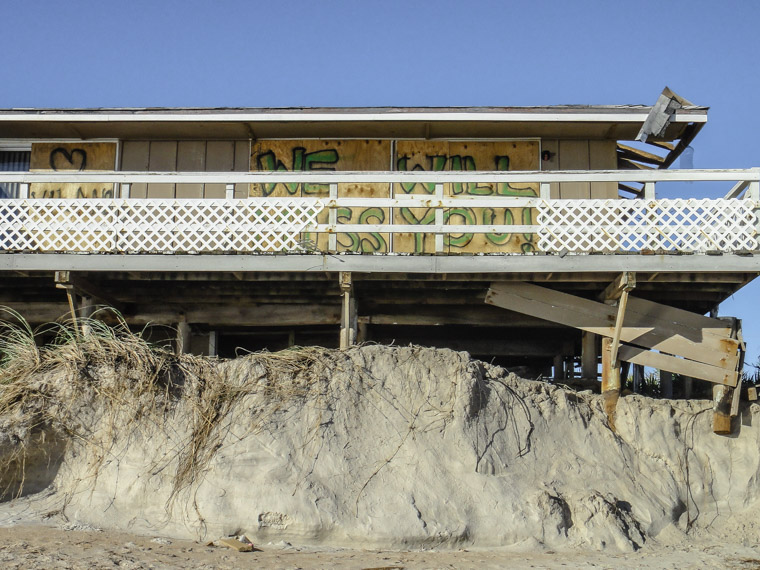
0, 169, 758, 255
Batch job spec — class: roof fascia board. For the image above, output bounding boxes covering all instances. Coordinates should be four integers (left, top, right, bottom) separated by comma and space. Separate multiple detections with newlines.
0, 110, 705, 124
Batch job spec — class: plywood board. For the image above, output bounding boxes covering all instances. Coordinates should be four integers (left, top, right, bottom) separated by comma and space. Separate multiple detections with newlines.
393, 140, 448, 254
394, 140, 540, 254
30, 142, 116, 199
251, 140, 391, 252
486, 282, 740, 373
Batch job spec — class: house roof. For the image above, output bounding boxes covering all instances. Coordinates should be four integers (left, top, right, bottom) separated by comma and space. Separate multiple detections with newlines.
0, 105, 707, 142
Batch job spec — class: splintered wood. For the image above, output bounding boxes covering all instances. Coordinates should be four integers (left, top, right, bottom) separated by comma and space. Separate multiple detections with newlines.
486, 282, 741, 388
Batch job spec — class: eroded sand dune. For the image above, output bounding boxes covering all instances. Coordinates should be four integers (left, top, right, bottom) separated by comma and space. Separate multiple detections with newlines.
1, 344, 759, 553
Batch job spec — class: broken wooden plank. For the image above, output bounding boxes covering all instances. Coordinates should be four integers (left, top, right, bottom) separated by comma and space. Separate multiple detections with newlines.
646, 140, 676, 152
618, 182, 644, 197
617, 345, 738, 387
618, 157, 654, 170
617, 143, 666, 165
218, 537, 253, 552
485, 283, 740, 372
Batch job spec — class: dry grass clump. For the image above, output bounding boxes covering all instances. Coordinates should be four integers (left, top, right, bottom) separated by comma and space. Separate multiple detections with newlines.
0, 308, 334, 507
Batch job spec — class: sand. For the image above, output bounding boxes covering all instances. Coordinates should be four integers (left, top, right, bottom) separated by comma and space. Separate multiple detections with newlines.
1, 344, 760, 567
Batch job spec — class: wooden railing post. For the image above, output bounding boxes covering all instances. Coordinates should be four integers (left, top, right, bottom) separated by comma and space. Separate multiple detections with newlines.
328, 183, 338, 252
434, 183, 444, 253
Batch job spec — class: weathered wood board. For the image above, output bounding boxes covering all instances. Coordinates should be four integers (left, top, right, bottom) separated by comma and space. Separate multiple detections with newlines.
394, 140, 539, 253
30, 142, 116, 198
120, 140, 249, 199
486, 282, 741, 386
251, 140, 391, 252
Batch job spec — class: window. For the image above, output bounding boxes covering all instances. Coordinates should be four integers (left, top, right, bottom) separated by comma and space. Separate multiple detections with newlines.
0, 150, 31, 198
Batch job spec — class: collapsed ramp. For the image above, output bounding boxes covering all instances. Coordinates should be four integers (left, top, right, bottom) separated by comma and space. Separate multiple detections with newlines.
486, 280, 744, 432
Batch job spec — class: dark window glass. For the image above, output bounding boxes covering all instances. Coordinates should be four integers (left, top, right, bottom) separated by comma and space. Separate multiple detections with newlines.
0, 150, 30, 198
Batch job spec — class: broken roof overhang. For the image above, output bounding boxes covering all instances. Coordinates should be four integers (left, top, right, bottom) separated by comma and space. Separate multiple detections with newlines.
0, 104, 707, 142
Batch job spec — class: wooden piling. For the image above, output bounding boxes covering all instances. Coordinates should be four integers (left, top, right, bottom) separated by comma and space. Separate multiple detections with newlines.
601, 336, 621, 430
712, 384, 733, 435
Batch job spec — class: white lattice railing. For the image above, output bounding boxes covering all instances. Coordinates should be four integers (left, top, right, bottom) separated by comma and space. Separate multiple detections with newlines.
537, 199, 758, 253
0, 169, 758, 255
0, 199, 325, 253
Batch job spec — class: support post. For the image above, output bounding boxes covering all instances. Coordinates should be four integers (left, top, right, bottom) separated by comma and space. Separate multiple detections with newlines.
602, 336, 621, 430
54, 271, 79, 334
600, 272, 634, 429
79, 295, 95, 337
564, 357, 574, 381
339, 272, 356, 349
176, 318, 191, 355
632, 364, 644, 393
581, 331, 598, 380
357, 316, 369, 344
713, 384, 733, 434
660, 370, 674, 398
208, 331, 218, 357
553, 354, 564, 382
682, 376, 693, 399
225, 184, 235, 200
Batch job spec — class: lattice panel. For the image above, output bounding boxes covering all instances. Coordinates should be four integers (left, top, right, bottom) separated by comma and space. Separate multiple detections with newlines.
0, 199, 324, 253
537, 199, 758, 253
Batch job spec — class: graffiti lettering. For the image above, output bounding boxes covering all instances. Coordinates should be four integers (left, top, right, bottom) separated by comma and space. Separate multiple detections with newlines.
482, 206, 535, 251
30, 187, 113, 199
444, 208, 476, 248
336, 207, 388, 252
256, 147, 339, 196
397, 205, 536, 253
49, 147, 87, 171
399, 207, 436, 252
397, 153, 537, 198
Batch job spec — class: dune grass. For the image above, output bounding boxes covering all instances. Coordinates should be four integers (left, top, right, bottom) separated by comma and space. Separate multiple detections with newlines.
0, 308, 331, 506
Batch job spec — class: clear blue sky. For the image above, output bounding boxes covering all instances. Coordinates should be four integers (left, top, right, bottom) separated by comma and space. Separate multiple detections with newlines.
4, 0, 760, 365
